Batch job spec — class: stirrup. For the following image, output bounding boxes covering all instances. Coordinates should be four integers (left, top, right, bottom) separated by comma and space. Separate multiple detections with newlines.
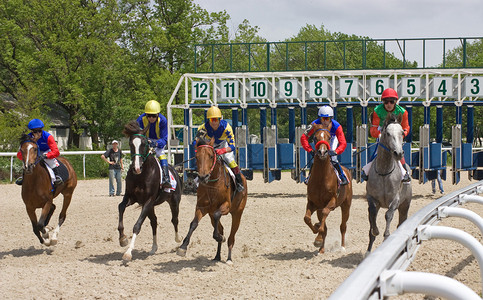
402, 173, 411, 182
340, 176, 349, 185
15, 177, 23, 185
236, 182, 244, 192
54, 176, 63, 186
162, 179, 172, 188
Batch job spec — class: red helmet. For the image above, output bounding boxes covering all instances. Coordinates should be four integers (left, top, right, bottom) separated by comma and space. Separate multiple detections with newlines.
381, 88, 398, 100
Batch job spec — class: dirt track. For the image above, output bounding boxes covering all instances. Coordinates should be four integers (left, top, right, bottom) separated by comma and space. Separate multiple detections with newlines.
0, 172, 482, 299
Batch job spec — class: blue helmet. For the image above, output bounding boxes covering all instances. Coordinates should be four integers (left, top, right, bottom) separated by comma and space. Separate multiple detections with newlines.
28, 119, 44, 130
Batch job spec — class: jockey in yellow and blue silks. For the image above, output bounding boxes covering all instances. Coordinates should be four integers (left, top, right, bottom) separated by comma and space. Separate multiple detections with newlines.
193, 106, 244, 192
136, 100, 171, 188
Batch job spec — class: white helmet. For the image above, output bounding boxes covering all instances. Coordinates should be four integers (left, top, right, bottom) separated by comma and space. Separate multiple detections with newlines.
318, 106, 334, 118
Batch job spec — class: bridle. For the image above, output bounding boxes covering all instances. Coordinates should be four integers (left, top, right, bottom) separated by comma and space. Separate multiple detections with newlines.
314, 128, 331, 153
20, 140, 42, 170
196, 144, 217, 175
130, 134, 150, 162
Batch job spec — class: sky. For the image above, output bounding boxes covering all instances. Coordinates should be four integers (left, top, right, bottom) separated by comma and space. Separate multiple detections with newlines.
193, 0, 483, 67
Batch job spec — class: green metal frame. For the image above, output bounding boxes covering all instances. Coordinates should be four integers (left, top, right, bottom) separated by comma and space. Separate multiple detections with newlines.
194, 37, 483, 73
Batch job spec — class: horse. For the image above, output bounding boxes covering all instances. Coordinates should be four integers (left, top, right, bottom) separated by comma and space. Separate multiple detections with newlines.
118, 120, 183, 261
176, 137, 247, 263
304, 123, 353, 254
365, 113, 412, 256
18, 133, 77, 246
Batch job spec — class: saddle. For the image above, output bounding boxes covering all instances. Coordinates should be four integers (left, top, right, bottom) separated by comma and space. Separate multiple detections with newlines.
43, 159, 69, 184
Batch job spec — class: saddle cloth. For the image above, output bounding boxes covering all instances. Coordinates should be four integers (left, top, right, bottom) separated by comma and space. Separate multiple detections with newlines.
44, 160, 69, 185
155, 158, 177, 193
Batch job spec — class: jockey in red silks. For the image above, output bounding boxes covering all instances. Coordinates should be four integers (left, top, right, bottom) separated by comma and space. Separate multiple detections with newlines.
361, 88, 411, 182
16, 118, 63, 185
300, 105, 349, 185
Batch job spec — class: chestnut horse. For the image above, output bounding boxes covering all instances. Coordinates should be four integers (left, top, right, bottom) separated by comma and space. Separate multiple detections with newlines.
18, 134, 77, 246
177, 137, 247, 263
304, 123, 352, 254
118, 121, 183, 261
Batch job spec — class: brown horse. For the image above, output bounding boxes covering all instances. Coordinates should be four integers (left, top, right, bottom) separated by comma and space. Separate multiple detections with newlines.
18, 134, 77, 246
304, 123, 352, 254
118, 121, 183, 261
177, 137, 247, 263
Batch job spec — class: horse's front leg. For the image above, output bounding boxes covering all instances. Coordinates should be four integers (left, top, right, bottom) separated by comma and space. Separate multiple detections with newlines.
304, 201, 318, 234
38, 201, 54, 246
118, 195, 129, 247
123, 200, 154, 261
26, 207, 43, 244
384, 196, 400, 239
210, 210, 225, 261
366, 195, 380, 256
315, 207, 332, 254
177, 208, 205, 257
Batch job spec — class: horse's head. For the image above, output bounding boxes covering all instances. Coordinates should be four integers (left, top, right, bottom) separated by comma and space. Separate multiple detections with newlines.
380, 113, 404, 160
19, 133, 39, 174
312, 123, 332, 158
195, 137, 216, 184
123, 120, 149, 174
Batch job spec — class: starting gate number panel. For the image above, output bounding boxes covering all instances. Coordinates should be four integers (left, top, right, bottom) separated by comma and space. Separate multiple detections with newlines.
189, 76, 483, 101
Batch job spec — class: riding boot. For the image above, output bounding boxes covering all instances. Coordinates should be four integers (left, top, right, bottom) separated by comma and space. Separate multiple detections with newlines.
402, 164, 411, 183
161, 164, 172, 189
53, 167, 63, 186
234, 173, 245, 192
361, 171, 369, 181
15, 176, 23, 185
333, 161, 349, 185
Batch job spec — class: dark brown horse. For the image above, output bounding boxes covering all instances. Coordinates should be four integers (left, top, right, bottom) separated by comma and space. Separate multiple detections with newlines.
304, 123, 353, 254
177, 137, 247, 263
118, 121, 182, 261
18, 134, 77, 246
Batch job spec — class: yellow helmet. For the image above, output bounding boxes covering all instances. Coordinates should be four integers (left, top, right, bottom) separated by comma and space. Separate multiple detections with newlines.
145, 100, 161, 114
207, 106, 222, 119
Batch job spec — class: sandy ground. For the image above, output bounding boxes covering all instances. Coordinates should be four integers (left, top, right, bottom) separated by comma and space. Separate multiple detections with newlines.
0, 171, 482, 299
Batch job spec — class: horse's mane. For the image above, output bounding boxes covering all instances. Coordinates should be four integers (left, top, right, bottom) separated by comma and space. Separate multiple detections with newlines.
123, 120, 142, 137
383, 113, 401, 129
19, 133, 34, 144
196, 136, 211, 146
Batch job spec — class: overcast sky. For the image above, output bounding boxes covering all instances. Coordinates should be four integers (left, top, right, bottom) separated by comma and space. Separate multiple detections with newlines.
194, 0, 483, 67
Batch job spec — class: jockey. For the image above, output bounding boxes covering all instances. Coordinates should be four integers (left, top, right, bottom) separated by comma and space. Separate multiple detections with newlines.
193, 106, 244, 192
301, 105, 349, 185
361, 88, 411, 182
16, 119, 63, 186
136, 100, 171, 189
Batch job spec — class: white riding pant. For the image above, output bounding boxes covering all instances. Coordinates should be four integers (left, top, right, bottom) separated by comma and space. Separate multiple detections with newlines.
362, 160, 406, 176
41, 150, 59, 169
215, 141, 236, 166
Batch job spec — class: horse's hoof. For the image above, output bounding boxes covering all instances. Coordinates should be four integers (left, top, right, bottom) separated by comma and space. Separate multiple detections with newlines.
176, 248, 187, 257
50, 239, 58, 246
43, 239, 51, 247
226, 260, 234, 265
314, 239, 323, 248
122, 252, 132, 261
149, 245, 158, 255
364, 251, 371, 259
120, 237, 129, 247
340, 246, 346, 253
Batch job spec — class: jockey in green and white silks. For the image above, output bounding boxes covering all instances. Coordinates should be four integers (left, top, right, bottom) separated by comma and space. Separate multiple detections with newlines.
136, 100, 171, 188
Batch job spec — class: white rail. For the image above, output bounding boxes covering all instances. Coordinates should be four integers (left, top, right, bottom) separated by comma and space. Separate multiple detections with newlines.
329, 183, 483, 299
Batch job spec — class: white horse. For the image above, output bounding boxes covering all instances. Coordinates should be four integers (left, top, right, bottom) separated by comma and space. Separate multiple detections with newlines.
365, 113, 412, 256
